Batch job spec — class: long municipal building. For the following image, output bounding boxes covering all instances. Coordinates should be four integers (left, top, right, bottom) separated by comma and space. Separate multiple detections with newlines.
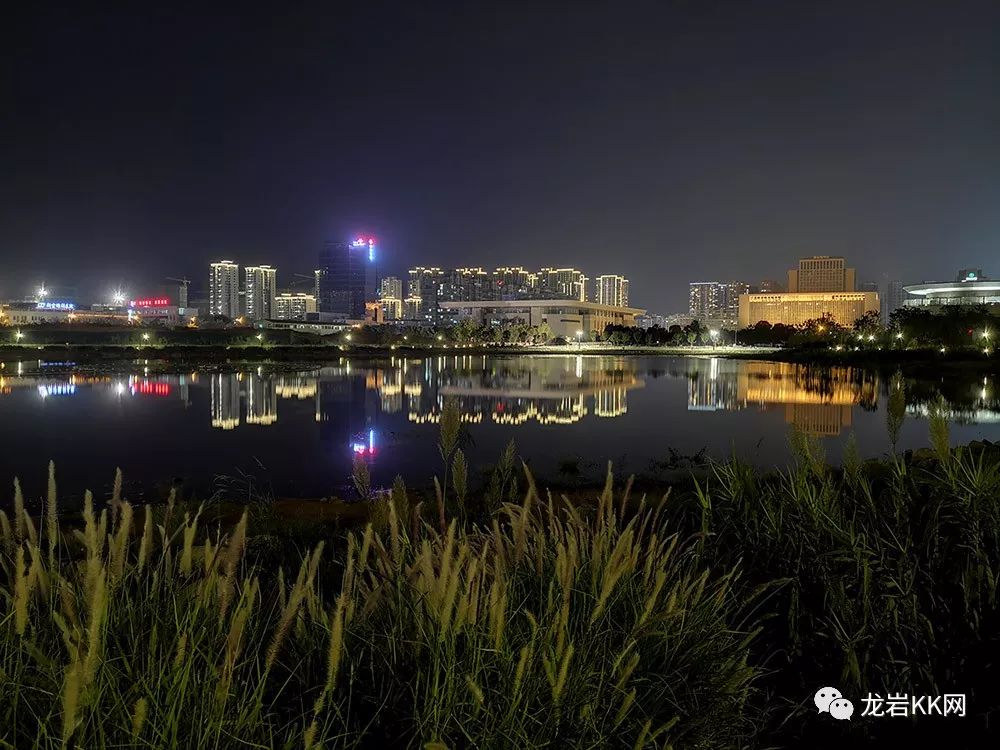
438, 299, 646, 339
738, 256, 879, 328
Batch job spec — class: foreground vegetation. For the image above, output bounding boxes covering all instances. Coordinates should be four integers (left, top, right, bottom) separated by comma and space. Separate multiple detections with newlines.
2, 405, 999, 747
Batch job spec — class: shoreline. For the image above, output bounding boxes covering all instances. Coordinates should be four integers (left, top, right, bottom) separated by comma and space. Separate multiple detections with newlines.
1, 341, 998, 373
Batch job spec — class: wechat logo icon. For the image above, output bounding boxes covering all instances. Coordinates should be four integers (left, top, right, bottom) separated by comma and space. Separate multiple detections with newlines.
815, 686, 854, 721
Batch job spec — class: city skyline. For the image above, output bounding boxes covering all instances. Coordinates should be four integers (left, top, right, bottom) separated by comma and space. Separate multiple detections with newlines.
3, 3, 1000, 311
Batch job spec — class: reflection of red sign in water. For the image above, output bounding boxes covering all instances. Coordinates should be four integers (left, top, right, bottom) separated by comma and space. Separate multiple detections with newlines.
130, 297, 170, 308
133, 381, 171, 396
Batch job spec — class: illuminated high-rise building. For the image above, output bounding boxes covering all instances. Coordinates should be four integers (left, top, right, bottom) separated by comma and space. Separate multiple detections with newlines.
492, 267, 537, 300
274, 293, 317, 321
594, 275, 629, 307
442, 268, 492, 302
379, 276, 404, 320
407, 267, 445, 322
209, 261, 240, 319
688, 282, 722, 319
787, 256, 856, 293
244, 265, 277, 320
719, 281, 750, 322
539, 268, 587, 301
317, 237, 377, 319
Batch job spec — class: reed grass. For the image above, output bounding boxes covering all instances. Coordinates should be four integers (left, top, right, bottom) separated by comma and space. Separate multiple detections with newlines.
0, 462, 759, 749
3, 411, 999, 747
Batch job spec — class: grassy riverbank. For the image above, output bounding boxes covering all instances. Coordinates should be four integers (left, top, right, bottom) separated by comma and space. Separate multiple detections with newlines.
2, 405, 999, 748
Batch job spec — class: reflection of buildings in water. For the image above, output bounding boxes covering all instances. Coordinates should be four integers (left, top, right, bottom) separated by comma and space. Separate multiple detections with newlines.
594, 388, 629, 418
686, 358, 744, 412
684, 359, 878, 436
246, 373, 278, 425
275, 375, 317, 400
783, 403, 853, 436
316, 371, 379, 453
383, 355, 643, 425
211, 373, 240, 430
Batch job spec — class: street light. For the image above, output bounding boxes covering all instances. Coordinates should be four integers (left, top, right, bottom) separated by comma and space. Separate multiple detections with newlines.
709, 329, 720, 349
256, 333, 264, 342
141, 333, 150, 342
14, 330, 24, 342
112, 291, 127, 306
576, 329, 583, 348
37, 286, 48, 299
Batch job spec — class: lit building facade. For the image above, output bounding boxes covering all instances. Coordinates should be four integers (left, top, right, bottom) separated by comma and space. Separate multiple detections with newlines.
244, 265, 277, 321
689, 282, 722, 319
738, 291, 879, 328
787, 256, 856, 293
903, 269, 1000, 308
439, 299, 646, 339
407, 267, 445, 322
274, 293, 317, 321
441, 268, 492, 302
595, 275, 629, 307
379, 276, 404, 320
209, 261, 240, 318
539, 268, 587, 301
317, 238, 377, 320
719, 281, 750, 323
493, 267, 538, 300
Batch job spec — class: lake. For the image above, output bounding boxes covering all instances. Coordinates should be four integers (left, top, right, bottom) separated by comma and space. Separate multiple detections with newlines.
1, 354, 997, 502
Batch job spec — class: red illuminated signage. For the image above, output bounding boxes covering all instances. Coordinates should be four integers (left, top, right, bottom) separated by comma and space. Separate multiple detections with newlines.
130, 297, 170, 308
132, 381, 172, 396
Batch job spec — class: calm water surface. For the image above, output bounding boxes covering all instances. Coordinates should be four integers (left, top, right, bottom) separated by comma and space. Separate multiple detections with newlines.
1, 354, 997, 500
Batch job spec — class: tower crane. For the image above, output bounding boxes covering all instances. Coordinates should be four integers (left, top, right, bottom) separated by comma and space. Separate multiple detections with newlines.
166, 277, 190, 307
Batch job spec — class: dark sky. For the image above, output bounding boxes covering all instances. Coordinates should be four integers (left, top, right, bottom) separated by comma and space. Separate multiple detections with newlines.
2, 1, 999, 312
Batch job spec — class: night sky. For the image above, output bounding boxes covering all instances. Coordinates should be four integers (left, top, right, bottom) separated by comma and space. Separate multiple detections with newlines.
3, 1, 999, 312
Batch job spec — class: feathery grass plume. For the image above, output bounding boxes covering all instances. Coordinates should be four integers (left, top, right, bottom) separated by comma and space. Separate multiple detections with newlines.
137, 505, 154, 571
842, 432, 862, 485
110, 466, 123, 518
173, 632, 188, 671
46, 460, 58, 564
0, 509, 12, 555
109, 501, 133, 583
61, 661, 82, 745
322, 593, 347, 697
265, 546, 319, 671
886, 372, 906, 451
219, 577, 258, 701
434, 477, 447, 534
13, 545, 31, 635
218, 511, 248, 619
22, 510, 38, 547
131, 696, 149, 740
352, 453, 371, 501
83, 568, 107, 686
27, 542, 50, 600
437, 398, 462, 522
13, 476, 25, 542
452, 448, 468, 515
929, 395, 951, 465
179, 507, 203, 576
